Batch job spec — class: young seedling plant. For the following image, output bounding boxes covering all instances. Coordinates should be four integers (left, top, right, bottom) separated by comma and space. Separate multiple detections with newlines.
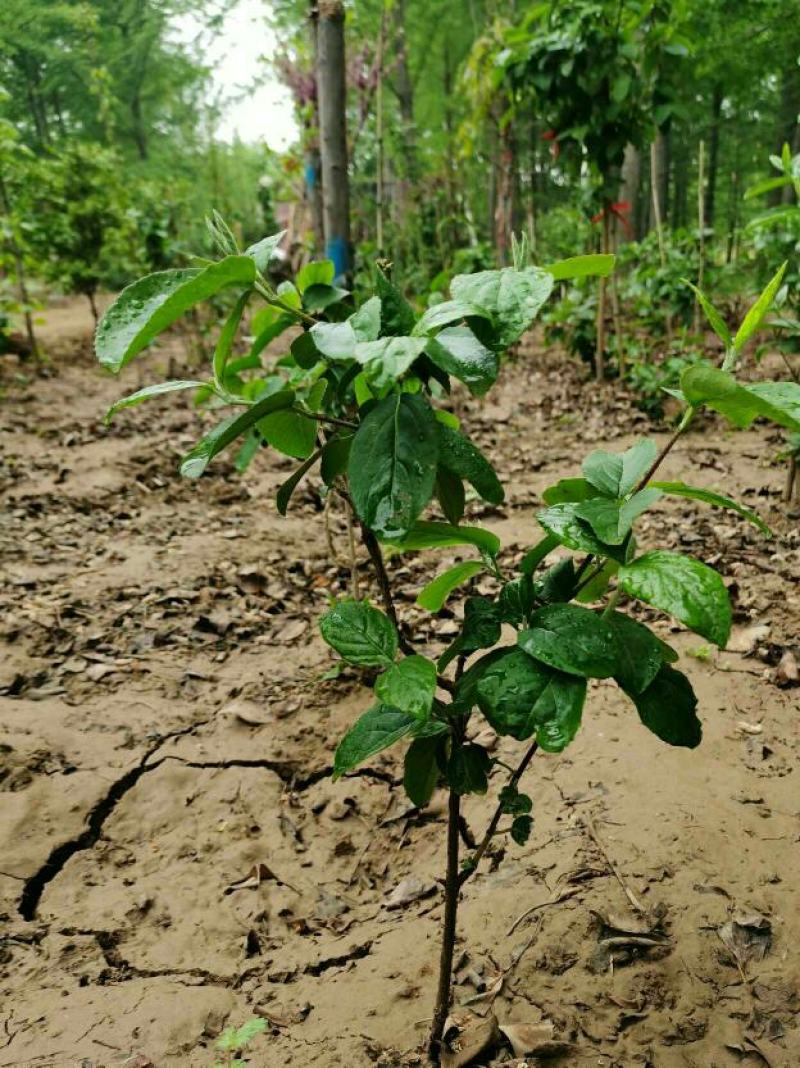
96, 225, 799, 1063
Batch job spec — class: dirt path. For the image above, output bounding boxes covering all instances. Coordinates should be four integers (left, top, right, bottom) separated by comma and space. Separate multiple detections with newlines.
1, 316, 798, 1067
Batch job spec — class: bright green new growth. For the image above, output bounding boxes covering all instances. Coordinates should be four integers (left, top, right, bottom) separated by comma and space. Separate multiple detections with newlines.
95, 222, 794, 1062
212, 1017, 267, 1068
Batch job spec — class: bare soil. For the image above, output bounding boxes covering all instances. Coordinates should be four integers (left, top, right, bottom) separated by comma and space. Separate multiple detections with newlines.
1, 303, 799, 1068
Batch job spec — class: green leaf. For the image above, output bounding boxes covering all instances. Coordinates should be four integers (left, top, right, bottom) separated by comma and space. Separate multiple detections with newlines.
245, 232, 285, 272
536, 503, 629, 562
511, 814, 534, 845
438, 596, 502, 671
333, 704, 416, 779
276, 448, 322, 515
651, 481, 771, 535
180, 390, 295, 478
425, 326, 499, 395
105, 379, 205, 423
733, 262, 788, 352
451, 267, 554, 348
498, 575, 535, 625
499, 784, 532, 815
607, 611, 666, 695
350, 296, 381, 341
234, 430, 261, 473
618, 550, 731, 647
534, 557, 576, 604
413, 300, 491, 335
519, 603, 617, 678
319, 600, 398, 667
375, 267, 416, 335
582, 438, 657, 498
575, 558, 618, 603
320, 434, 353, 485
531, 671, 587, 752
290, 331, 320, 370
375, 655, 437, 719
575, 488, 662, 545
213, 291, 250, 382
403, 736, 440, 807
745, 381, 800, 432
303, 283, 349, 313
437, 425, 504, 504
475, 648, 549, 739
349, 393, 439, 540
296, 259, 335, 293
447, 744, 491, 795
96, 257, 257, 373
541, 478, 600, 505
310, 320, 357, 360
258, 406, 317, 459
355, 336, 428, 389
543, 254, 616, 281
417, 560, 484, 612
625, 665, 701, 748
386, 520, 500, 556
682, 280, 731, 349
519, 533, 558, 576
436, 468, 466, 524
681, 364, 761, 427
251, 312, 295, 357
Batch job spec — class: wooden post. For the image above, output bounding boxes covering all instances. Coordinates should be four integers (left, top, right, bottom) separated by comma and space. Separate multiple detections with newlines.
695, 139, 705, 334
314, 1, 352, 282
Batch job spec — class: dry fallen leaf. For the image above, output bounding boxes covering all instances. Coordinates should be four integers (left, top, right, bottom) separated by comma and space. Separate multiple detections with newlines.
728, 623, 770, 654
718, 910, 772, 974
499, 1020, 575, 1059
441, 1012, 499, 1068
385, 876, 436, 910
775, 649, 798, 686
224, 862, 301, 896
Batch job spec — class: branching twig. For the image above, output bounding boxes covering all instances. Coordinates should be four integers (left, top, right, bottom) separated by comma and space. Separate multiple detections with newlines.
584, 818, 645, 914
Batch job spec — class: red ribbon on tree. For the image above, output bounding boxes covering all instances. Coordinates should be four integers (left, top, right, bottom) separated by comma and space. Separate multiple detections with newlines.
591, 201, 633, 238
541, 129, 560, 161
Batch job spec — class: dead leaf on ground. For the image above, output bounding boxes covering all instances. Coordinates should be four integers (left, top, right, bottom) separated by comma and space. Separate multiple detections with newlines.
224, 862, 301, 896
498, 1020, 575, 1059
725, 1034, 774, 1066
718, 910, 772, 974
775, 649, 798, 687
728, 623, 770, 654
384, 876, 436, 910
441, 1012, 499, 1068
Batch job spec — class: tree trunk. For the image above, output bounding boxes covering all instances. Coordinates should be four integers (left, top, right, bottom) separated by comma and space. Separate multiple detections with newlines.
428, 788, 461, 1062
391, 0, 418, 221
705, 83, 723, 229
771, 64, 800, 206
0, 171, 39, 359
494, 112, 516, 266
618, 143, 640, 243
314, 1, 352, 281
649, 127, 670, 234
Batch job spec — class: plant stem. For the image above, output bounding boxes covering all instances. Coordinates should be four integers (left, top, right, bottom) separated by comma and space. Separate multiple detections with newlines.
459, 739, 539, 890
294, 405, 358, 430
634, 405, 696, 493
428, 785, 461, 1063
359, 521, 417, 656
254, 280, 317, 326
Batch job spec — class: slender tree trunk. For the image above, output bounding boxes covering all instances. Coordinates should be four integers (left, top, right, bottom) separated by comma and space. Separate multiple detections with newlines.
494, 105, 516, 265
392, 0, 418, 220
87, 289, 100, 326
0, 172, 38, 359
595, 207, 610, 380
428, 787, 461, 1063
618, 143, 640, 242
314, 1, 352, 281
771, 64, 800, 206
649, 127, 670, 234
375, 2, 388, 254
695, 140, 706, 334
705, 83, 723, 229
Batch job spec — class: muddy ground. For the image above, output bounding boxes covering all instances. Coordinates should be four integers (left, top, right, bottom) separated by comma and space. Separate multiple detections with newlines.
1, 301, 799, 1068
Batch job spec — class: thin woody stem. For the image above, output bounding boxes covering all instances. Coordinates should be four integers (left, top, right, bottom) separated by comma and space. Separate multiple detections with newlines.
428, 785, 461, 1062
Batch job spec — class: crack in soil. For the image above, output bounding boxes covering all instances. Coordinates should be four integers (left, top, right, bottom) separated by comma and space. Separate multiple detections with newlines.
304, 940, 373, 976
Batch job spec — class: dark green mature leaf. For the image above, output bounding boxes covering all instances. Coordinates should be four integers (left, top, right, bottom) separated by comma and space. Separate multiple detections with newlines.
105, 379, 205, 423
425, 326, 499, 395
619, 550, 731, 647
536, 504, 629, 562
276, 448, 322, 515
447, 744, 492, 795
575, 488, 662, 545
437, 425, 504, 504
290, 331, 320, 370
575, 558, 618, 603
349, 394, 439, 540
519, 533, 559, 576
355, 336, 427, 388
438, 596, 502, 671
333, 704, 416, 779
417, 560, 484, 612
499, 784, 532, 815
543, 254, 615, 280
386, 520, 500, 556
319, 600, 398, 667
511, 815, 534, 845
296, 259, 334, 292
213, 291, 250, 382
451, 647, 510, 715
375, 266, 416, 335
436, 468, 466, 524
320, 435, 353, 486
582, 438, 657, 498
534, 557, 576, 604
180, 390, 295, 478
251, 312, 296, 357
625, 665, 701, 748
531, 672, 587, 752
651, 481, 771, 535
746, 381, 800, 432
607, 611, 666, 695
375, 655, 437, 719
451, 267, 554, 348
476, 648, 552, 739
498, 575, 535, 625
403, 736, 440, 807
96, 257, 256, 373
413, 300, 491, 335
681, 364, 763, 427
519, 603, 617, 678
733, 261, 787, 352
258, 404, 317, 459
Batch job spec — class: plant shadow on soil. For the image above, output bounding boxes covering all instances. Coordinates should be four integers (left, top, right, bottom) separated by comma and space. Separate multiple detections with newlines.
1, 306, 799, 1067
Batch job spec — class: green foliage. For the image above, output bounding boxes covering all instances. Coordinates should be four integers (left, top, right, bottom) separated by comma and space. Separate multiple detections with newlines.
213, 1017, 267, 1068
